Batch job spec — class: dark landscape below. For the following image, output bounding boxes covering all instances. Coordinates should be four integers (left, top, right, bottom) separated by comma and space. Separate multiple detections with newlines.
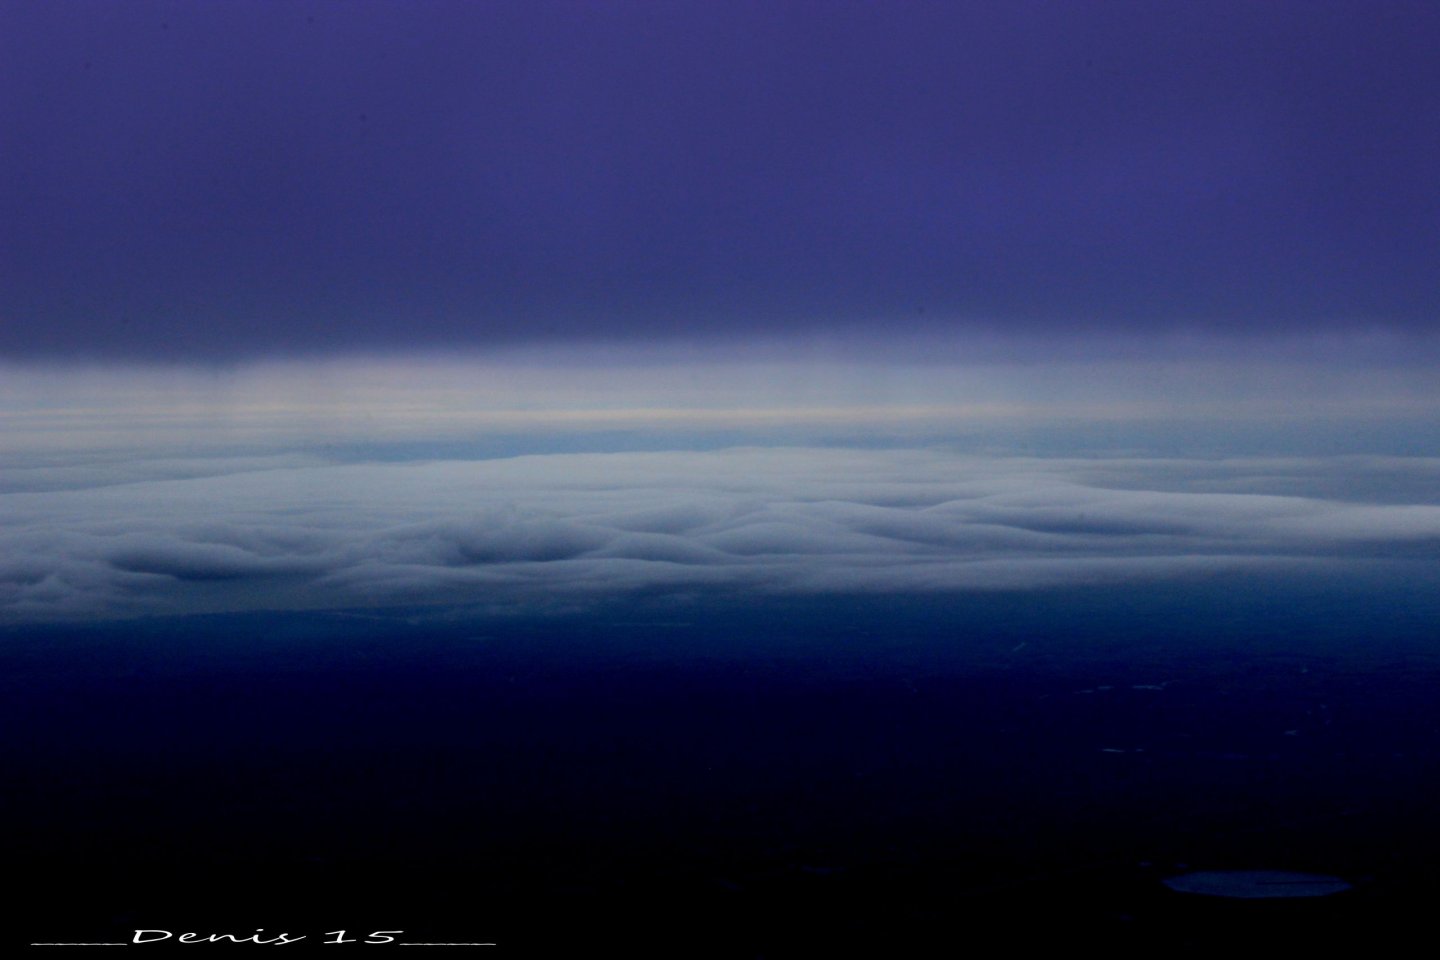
8, 575, 1440, 955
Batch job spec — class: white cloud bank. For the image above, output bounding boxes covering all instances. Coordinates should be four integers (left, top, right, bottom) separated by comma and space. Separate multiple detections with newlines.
4, 447, 1440, 623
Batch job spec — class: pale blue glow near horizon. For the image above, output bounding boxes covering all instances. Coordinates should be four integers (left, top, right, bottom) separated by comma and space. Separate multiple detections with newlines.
3, 335, 1438, 456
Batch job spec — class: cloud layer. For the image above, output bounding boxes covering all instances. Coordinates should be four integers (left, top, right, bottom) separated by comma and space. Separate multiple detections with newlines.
5, 3, 1439, 358
5, 448, 1440, 623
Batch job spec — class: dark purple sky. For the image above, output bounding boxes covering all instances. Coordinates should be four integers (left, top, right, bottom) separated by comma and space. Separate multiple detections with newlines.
3, 0, 1438, 360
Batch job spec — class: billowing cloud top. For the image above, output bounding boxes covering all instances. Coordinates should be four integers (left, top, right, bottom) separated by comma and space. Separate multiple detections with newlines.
7, 444, 1440, 624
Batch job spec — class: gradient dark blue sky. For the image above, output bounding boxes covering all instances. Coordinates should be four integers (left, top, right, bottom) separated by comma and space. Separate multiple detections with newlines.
3, 0, 1438, 360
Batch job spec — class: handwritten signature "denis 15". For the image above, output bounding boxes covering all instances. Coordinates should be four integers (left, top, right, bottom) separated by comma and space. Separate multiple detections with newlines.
124, 930, 495, 946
